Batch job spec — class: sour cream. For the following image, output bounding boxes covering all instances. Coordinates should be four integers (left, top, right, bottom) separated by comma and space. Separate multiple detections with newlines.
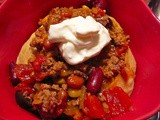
48, 16, 111, 65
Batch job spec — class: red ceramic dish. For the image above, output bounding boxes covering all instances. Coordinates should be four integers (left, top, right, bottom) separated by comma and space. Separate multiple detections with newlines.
0, 0, 160, 119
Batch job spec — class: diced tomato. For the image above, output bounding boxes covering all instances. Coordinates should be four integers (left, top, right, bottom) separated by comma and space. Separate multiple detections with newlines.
83, 116, 93, 120
56, 90, 68, 116
11, 64, 35, 93
116, 45, 128, 57
73, 111, 83, 120
43, 39, 54, 50
31, 54, 48, 81
83, 94, 105, 119
92, 7, 105, 17
102, 87, 132, 117
32, 54, 46, 72
12, 64, 34, 84
34, 71, 48, 81
121, 67, 135, 81
98, 8, 105, 16
111, 87, 132, 110
15, 82, 34, 94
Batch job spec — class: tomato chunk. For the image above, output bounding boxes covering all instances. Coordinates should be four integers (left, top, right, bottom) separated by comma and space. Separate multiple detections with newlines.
15, 82, 34, 93
83, 94, 105, 119
32, 54, 46, 72
31, 54, 48, 81
103, 87, 132, 117
12, 64, 34, 83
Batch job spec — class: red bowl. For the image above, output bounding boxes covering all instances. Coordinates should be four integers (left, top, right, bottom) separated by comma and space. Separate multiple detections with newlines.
0, 0, 160, 119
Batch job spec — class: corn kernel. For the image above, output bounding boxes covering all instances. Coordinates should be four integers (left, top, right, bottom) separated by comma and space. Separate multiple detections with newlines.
55, 78, 66, 84
92, 7, 98, 14
82, 5, 90, 10
60, 69, 72, 77
68, 88, 82, 98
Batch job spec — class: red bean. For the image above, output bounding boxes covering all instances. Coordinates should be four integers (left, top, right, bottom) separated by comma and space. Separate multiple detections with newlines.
9, 62, 20, 86
82, 0, 94, 7
92, 0, 108, 10
82, 0, 108, 10
15, 91, 35, 113
86, 67, 104, 94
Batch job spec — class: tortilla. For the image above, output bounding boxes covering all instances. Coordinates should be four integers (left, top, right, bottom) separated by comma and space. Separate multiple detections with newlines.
106, 48, 136, 95
16, 33, 36, 64
104, 16, 136, 95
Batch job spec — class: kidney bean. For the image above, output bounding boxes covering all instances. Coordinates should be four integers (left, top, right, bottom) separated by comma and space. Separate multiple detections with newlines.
92, 0, 108, 10
82, 0, 94, 8
86, 67, 104, 94
9, 62, 20, 86
55, 114, 73, 120
15, 91, 39, 116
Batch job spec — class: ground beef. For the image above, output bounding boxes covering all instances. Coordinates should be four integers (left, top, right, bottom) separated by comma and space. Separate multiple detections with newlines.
30, 7, 109, 50
30, 7, 129, 79
41, 55, 68, 77
101, 56, 125, 78
32, 83, 68, 119
30, 26, 48, 50
73, 70, 88, 79
32, 84, 58, 113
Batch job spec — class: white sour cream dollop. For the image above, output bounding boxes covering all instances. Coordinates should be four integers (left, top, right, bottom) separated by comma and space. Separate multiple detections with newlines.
48, 16, 111, 65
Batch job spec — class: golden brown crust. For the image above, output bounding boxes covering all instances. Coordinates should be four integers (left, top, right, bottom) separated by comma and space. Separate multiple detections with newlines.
105, 48, 136, 95
16, 33, 36, 64
104, 16, 136, 95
